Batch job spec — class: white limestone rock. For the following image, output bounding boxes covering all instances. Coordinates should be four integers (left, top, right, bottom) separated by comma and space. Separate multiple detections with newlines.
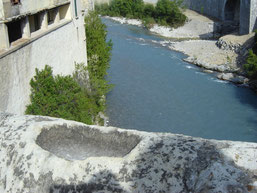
217, 73, 249, 84
0, 113, 257, 193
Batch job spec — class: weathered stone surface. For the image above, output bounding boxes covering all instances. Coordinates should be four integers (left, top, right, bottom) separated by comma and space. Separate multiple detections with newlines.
217, 73, 249, 84
216, 33, 255, 54
0, 113, 257, 193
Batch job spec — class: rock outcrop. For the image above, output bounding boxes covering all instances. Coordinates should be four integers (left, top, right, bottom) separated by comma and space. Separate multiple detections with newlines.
216, 33, 255, 54
0, 113, 257, 193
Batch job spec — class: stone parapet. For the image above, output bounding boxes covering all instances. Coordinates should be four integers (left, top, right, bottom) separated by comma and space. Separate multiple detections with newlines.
0, 113, 256, 193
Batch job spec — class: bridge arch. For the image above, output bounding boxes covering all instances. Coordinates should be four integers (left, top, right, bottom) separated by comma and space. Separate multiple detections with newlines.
224, 0, 240, 22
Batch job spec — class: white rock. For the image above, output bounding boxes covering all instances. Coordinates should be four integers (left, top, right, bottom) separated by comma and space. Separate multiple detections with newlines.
0, 113, 257, 193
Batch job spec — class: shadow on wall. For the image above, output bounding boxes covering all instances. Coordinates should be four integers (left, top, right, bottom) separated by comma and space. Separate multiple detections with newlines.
48, 133, 255, 193
198, 22, 223, 39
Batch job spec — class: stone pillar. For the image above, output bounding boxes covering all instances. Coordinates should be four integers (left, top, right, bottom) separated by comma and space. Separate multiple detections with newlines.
40, 11, 48, 30
239, 0, 251, 34
21, 16, 31, 38
250, 0, 257, 33
0, 23, 10, 49
54, 8, 60, 24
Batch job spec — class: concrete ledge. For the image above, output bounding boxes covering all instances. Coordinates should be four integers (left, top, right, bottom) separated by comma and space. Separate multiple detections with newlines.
0, 1, 71, 23
0, 19, 72, 59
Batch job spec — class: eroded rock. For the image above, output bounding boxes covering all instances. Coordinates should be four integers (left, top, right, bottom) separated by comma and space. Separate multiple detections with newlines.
0, 113, 256, 193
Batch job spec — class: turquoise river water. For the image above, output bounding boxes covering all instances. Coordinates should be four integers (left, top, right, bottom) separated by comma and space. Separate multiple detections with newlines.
104, 18, 257, 142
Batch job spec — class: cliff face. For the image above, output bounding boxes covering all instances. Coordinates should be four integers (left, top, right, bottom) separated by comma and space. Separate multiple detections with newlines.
0, 113, 256, 193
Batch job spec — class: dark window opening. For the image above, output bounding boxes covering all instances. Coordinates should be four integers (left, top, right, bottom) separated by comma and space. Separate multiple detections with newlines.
225, 0, 240, 22
29, 13, 41, 33
6, 20, 22, 44
11, 0, 20, 5
48, 9, 57, 25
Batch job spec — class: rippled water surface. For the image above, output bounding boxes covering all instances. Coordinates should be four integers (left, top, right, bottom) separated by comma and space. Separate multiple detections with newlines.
104, 18, 257, 142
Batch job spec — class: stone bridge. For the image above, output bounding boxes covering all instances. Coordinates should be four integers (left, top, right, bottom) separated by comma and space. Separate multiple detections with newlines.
183, 0, 257, 34
95, 0, 257, 35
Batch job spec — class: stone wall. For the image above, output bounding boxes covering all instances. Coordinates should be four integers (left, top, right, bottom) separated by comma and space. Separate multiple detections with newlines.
0, 113, 256, 193
0, 17, 87, 115
240, 0, 251, 34
183, 0, 223, 20
250, 0, 257, 33
93, 0, 257, 35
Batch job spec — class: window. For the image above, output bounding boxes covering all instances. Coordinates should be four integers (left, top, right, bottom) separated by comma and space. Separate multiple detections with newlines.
60, 4, 71, 20
11, 0, 20, 5
6, 20, 22, 44
48, 9, 57, 25
29, 13, 41, 33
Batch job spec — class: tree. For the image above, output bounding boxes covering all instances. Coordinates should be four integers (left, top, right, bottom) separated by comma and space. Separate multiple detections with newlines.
26, 65, 95, 124
244, 30, 257, 80
244, 50, 257, 79
84, 11, 113, 108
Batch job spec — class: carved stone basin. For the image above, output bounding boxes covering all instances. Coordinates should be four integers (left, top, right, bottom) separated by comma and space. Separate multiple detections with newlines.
36, 125, 141, 161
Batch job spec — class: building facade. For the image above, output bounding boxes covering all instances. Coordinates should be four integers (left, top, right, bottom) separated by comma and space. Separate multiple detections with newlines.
0, 0, 92, 115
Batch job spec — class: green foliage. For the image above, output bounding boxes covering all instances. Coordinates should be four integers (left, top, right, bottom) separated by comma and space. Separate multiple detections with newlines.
244, 50, 257, 79
84, 11, 113, 105
253, 29, 257, 54
26, 12, 113, 125
143, 4, 155, 18
244, 30, 257, 80
155, 0, 186, 27
200, 6, 204, 14
96, 0, 187, 28
143, 17, 156, 29
26, 65, 96, 124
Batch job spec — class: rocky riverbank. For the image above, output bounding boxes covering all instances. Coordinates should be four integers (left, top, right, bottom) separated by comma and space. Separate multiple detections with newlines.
104, 10, 256, 87
1, 113, 257, 192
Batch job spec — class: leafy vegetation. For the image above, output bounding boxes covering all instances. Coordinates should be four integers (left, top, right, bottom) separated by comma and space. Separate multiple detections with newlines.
84, 11, 113, 105
244, 30, 257, 79
26, 12, 113, 125
96, 0, 187, 28
25, 65, 96, 124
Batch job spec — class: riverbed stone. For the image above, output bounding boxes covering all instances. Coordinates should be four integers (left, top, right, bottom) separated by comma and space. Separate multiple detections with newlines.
0, 113, 257, 193
217, 73, 249, 84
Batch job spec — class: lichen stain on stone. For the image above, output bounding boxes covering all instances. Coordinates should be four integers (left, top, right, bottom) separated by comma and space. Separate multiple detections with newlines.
0, 114, 257, 192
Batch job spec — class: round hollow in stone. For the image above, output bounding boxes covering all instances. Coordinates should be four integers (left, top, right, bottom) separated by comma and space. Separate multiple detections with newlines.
36, 125, 141, 161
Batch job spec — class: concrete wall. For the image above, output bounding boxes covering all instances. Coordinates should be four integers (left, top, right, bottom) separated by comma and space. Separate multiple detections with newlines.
0, 0, 4, 19
1, 0, 70, 20
0, 16, 87, 115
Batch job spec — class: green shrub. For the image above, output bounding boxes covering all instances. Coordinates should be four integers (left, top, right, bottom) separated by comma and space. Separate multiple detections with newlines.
26, 12, 113, 125
96, 0, 186, 28
143, 4, 155, 18
253, 29, 257, 54
143, 17, 156, 29
244, 50, 257, 79
244, 30, 257, 80
95, 3, 110, 16
155, 0, 186, 27
26, 65, 96, 124
84, 11, 113, 106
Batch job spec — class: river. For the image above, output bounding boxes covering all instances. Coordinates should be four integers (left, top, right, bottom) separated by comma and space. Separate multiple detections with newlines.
103, 18, 257, 142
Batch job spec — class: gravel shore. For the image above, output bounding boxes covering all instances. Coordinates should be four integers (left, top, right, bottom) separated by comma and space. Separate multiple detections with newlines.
104, 10, 254, 85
